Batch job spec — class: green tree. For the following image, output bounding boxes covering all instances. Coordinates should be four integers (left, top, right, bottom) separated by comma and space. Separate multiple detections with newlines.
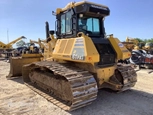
131, 38, 153, 43
147, 38, 153, 42
134, 38, 144, 42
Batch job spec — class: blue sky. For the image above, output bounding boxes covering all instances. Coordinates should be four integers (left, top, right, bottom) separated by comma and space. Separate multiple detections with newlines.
0, 0, 153, 46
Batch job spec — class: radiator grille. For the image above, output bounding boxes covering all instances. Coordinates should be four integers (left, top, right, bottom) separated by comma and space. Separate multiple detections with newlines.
58, 40, 67, 53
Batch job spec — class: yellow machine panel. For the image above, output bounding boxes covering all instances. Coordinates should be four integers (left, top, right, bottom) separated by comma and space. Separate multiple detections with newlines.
108, 35, 131, 60
96, 65, 116, 87
52, 34, 99, 63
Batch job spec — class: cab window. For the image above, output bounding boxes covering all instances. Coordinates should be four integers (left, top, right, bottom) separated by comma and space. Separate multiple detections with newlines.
61, 11, 72, 34
78, 17, 100, 36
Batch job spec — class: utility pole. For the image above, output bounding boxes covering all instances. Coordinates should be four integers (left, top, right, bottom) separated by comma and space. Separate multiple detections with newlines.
7, 28, 9, 43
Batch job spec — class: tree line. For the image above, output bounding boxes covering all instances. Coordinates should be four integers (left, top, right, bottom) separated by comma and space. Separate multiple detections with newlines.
134, 38, 153, 43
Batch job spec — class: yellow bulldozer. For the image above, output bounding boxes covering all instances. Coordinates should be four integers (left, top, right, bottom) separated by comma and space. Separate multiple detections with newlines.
7, 1, 137, 111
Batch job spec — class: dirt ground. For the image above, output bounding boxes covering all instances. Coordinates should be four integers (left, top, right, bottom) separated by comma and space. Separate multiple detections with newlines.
0, 61, 153, 115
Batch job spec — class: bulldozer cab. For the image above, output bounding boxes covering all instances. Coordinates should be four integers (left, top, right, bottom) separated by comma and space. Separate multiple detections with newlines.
55, 1, 110, 39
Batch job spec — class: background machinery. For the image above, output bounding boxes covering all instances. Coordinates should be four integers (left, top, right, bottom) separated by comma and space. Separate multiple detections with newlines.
30, 37, 54, 59
121, 37, 153, 68
30, 38, 45, 53
143, 42, 153, 54
121, 37, 145, 51
122, 37, 138, 51
8, 1, 137, 111
21, 42, 39, 54
0, 36, 26, 58
129, 49, 153, 69
127, 40, 153, 69
11, 42, 40, 57
0, 36, 26, 50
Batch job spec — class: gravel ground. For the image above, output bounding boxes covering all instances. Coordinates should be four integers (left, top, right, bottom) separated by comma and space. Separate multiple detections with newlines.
0, 61, 153, 115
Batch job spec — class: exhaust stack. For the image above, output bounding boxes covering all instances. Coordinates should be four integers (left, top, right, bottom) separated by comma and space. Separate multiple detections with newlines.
45, 21, 50, 40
